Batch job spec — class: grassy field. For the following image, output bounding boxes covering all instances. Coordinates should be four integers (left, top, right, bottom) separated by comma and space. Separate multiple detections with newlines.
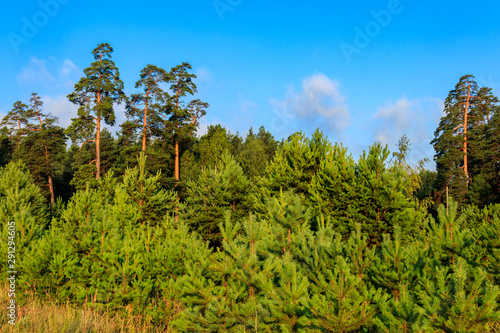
2, 284, 500, 332
0, 285, 172, 333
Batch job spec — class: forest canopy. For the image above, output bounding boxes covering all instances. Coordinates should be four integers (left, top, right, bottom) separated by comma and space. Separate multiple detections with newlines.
2, 43, 500, 331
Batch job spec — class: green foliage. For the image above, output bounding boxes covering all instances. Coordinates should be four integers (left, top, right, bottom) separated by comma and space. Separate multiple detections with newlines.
432, 75, 500, 208
114, 153, 177, 226
0, 131, 13, 167
67, 43, 125, 180
67, 43, 125, 131
419, 259, 500, 332
0, 101, 30, 146
310, 141, 427, 244
369, 227, 425, 297
477, 214, 500, 285
182, 151, 253, 246
5, 59, 500, 331
374, 284, 425, 332
0, 161, 48, 283
174, 214, 275, 332
16, 127, 66, 197
426, 199, 479, 267
308, 257, 380, 332
259, 129, 330, 201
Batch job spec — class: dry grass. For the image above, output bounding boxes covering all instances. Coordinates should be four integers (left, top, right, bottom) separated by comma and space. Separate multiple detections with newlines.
0, 285, 171, 333
3, 285, 500, 332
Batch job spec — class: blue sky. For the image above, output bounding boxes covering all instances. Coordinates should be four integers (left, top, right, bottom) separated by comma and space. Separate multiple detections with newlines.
2, 0, 500, 169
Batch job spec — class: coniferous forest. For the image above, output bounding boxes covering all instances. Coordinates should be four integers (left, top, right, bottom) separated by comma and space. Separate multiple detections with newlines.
2, 43, 500, 332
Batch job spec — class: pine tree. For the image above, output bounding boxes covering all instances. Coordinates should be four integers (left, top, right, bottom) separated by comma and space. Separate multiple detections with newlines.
166, 62, 197, 183
254, 129, 330, 219
369, 227, 425, 299
114, 153, 177, 226
477, 213, 500, 285
182, 151, 253, 247
1, 101, 30, 148
264, 189, 312, 255
309, 142, 359, 236
17, 127, 66, 204
431, 75, 499, 206
68, 127, 118, 190
0, 130, 13, 167
343, 224, 376, 280
369, 228, 427, 332
174, 214, 275, 332
67, 43, 125, 180
17, 93, 66, 204
308, 257, 381, 332
374, 283, 424, 332
261, 253, 311, 332
237, 130, 270, 178
260, 129, 330, 199
187, 124, 231, 172
0, 161, 48, 284
256, 125, 280, 161
426, 200, 478, 267
483, 99, 500, 203
126, 64, 169, 151
419, 258, 500, 332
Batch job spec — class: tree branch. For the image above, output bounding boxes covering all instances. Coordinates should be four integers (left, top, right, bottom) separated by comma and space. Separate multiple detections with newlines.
80, 139, 97, 150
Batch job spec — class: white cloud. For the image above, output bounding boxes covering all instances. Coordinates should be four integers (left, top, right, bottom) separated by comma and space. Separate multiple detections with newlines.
269, 73, 350, 138
41, 94, 79, 128
41, 95, 127, 138
16, 57, 55, 85
372, 97, 444, 168
59, 59, 81, 88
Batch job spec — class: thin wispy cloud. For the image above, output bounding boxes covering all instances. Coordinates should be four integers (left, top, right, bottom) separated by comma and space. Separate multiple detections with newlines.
16, 57, 80, 89
16, 57, 55, 85
195, 68, 212, 84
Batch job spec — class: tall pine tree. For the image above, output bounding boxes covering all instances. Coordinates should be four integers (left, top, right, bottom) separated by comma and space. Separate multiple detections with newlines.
67, 43, 125, 180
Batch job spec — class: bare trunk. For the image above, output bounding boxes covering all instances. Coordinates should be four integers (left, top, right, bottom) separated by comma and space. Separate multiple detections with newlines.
96, 92, 101, 180
44, 145, 55, 205
463, 84, 470, 180
174, 86, 180, 221
175, 140, 179, 180
17, 115, 21, 147
142, 88, 150, 151
37, 104, 55, 205
175, 85, 180, 182
48, 174, 55, 205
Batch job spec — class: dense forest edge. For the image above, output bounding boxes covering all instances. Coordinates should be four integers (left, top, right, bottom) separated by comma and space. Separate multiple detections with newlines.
2, 43, 500, 332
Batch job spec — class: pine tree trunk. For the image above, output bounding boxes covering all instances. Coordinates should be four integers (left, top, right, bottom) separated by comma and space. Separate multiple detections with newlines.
175, 140, 179, 180
96, 69, 102, 179
96, 91, 101, 180
17, 114, 21, 147
38, 106, 55, 205
463, 83, 470, 180
48, 174, 55, 205
96, 118, 101, 179
44, 145, 55, 205
175, 86, 180, 183
142, 88, 150, 151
